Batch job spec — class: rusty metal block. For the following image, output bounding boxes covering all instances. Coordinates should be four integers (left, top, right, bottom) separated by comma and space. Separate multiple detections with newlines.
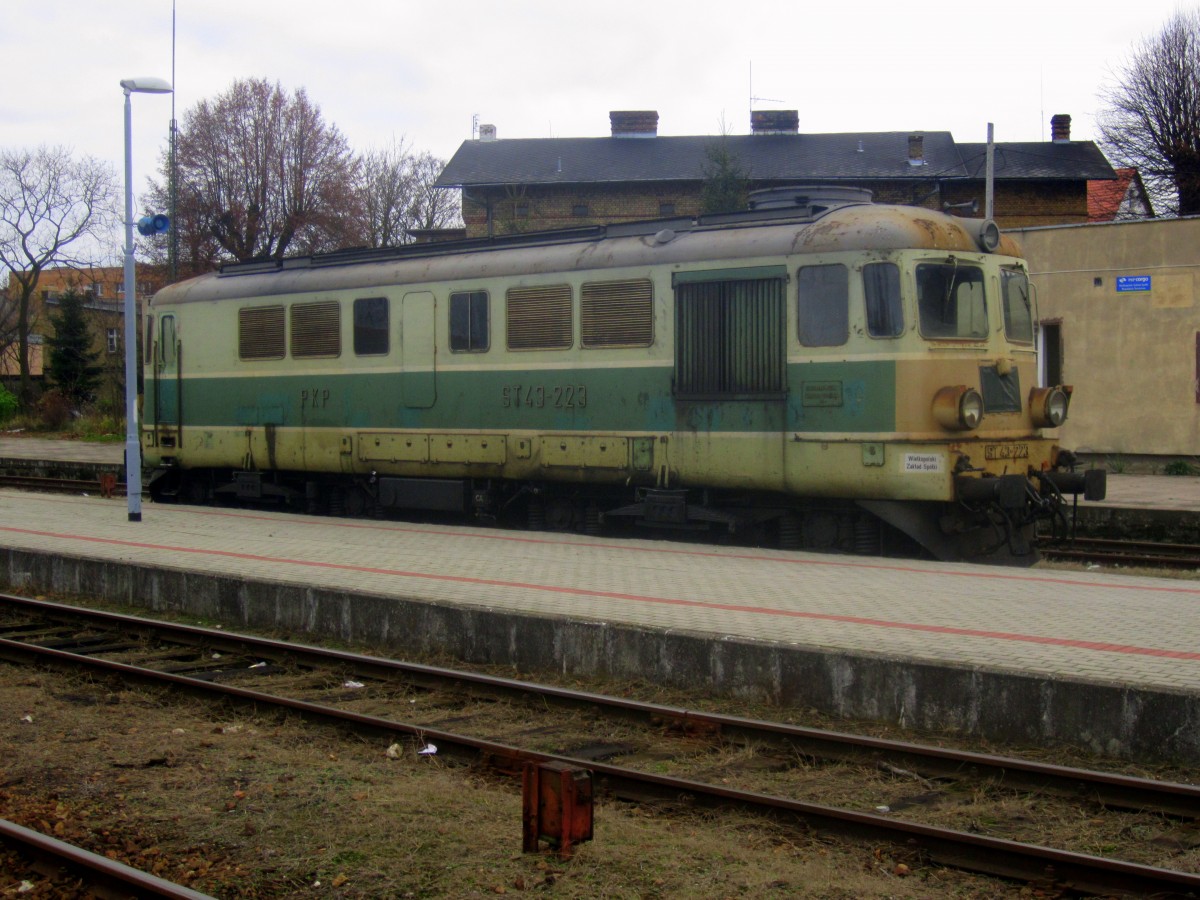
522, 761, 593, 857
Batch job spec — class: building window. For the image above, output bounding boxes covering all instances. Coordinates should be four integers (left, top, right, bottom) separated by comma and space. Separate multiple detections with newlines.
797, 264, 849, 347
506, 285, 572, 350
91, 283, 105, 299
353, 297, 389, 355
659, 202, 675, 217
514, 202, 529, 218
450, 291, 489, 351
863, 262, 903, 337
571, 203, 588, 217
581, 279, 653, 347
106, 328, 119, 354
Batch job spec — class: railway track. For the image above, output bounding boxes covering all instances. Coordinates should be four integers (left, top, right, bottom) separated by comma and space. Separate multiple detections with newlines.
1041, 536, 1200, 570
0, 816, 215, 899
0, 472, 127, 497
1, 592, 1197, 897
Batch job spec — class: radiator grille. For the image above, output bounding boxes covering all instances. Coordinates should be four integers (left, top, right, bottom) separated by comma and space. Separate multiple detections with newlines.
238, 305, 285, 360
290, 300, 341, 358
581, 279, 653, 347
506, 284, 572, 350
675, 277, 785, 396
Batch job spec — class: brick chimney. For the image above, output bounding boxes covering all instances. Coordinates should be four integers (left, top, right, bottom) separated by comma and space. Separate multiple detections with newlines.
908, 133, 925, 166
1051, 114, 1072, 143
751, 110, 799, 134
609, 110, 659, 138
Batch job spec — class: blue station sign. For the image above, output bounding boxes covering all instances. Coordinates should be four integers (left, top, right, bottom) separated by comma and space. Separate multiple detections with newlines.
1116, 275, 1152, 293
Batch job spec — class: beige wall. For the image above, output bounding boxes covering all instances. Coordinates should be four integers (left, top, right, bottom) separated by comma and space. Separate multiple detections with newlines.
1011, 217, 1200, 457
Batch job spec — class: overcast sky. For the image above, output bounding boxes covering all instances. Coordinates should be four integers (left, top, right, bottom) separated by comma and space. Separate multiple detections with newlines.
3, 0, 1191, 208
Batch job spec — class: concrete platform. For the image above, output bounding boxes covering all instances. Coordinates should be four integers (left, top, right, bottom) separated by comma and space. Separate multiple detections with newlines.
0, 486, 1197, 764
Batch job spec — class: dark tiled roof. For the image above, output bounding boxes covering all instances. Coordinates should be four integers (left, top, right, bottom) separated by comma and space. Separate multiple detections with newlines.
956, 142, 1115, 181
437, 132, 1115, 188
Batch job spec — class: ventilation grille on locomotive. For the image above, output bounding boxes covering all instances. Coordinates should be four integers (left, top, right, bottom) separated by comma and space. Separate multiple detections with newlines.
507, 284, 572, 350
291, 300, 341, 358
238, 305, 285, 360
581, 279, 653, 347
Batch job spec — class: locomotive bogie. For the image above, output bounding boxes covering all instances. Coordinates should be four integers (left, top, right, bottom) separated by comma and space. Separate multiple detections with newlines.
142, 195, 1101, 562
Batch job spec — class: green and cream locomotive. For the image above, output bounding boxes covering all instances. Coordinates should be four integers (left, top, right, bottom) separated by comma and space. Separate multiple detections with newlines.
142, 187, 1104, 562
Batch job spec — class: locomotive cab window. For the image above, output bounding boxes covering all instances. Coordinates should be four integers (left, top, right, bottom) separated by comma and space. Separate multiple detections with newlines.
864, 262, 903, 337
450, 291, 489, 352
1001, 269, 1034, 344
916, 261, 987, 340
797, 264, 848, 347
353, 296, 389, 355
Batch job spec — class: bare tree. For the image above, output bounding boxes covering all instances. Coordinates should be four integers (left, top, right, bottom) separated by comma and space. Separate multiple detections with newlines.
356, 141, 461, 247
151, 78, 361, 268
1099, 9, 1200, 216
0, 146, 119, 406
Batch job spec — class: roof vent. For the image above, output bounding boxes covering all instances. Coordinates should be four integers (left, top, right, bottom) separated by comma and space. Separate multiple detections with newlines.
478, 124, 497, 142
610, 110, 658, 138
747, 185, 873, 215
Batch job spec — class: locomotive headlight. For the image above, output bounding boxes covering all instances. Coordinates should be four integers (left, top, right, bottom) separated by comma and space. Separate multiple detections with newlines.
932, 385, 985, 431
1030, 386, 1071, 428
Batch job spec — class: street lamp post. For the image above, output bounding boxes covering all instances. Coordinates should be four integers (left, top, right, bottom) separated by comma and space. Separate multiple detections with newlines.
121, 76, 172, 523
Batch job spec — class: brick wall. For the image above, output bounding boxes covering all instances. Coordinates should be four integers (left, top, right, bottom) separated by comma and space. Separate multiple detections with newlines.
463, 179, 1090, 238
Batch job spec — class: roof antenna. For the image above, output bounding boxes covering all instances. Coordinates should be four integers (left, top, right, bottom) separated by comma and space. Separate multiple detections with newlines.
749, 60, 783, 118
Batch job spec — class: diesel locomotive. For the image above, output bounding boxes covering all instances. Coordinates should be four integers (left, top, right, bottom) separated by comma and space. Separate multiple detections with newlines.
141, 186, 1105, 563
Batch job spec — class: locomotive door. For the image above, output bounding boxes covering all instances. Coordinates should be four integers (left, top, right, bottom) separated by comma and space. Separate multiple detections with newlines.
154, 314, 180, 427
401, 292, 436, 408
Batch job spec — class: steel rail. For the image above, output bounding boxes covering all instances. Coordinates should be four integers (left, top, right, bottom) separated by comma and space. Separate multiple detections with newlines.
2, 635, 1199, 896
3, 592, 1198, 820
0, 816, 215, 899
1042, 537, 1200, 570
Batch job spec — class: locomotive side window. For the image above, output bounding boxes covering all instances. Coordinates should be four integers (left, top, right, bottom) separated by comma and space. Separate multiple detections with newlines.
506, 284, 572, 350
291, 300, 341, 359
581, 279, 653, 348
238, 305, 285, 360
1001, 269, 1034, 344
674, 269, 786, 397
797, 264, 848, 347
916, 262, 988, 339
158, 315, 177, 366
863, 262, 904, 337
353, 297, 389, 355
450, 291, 489, 352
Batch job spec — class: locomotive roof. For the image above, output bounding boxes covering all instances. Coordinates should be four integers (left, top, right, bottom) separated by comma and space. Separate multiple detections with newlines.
151, 202, 1023, 306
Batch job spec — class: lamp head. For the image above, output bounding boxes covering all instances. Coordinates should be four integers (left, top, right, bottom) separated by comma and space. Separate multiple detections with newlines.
120, 76, 173, 94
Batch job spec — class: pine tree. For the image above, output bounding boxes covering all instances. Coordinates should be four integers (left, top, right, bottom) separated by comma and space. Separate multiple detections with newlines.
700, 142, 750, 214
45, 290, 102, 408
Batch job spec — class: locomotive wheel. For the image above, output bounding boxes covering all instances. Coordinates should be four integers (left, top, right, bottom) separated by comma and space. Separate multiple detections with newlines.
544, 498, 577, 532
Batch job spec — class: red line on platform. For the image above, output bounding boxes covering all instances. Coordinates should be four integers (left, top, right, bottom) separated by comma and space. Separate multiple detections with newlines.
4, 524, 1199, 662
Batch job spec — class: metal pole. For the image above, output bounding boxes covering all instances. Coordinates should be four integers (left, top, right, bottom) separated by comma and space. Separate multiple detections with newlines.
985, 123, 995, 221
122, 87, 143, 522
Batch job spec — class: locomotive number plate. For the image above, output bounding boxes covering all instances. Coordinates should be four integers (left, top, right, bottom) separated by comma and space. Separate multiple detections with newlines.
984, 443, 1029, 460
